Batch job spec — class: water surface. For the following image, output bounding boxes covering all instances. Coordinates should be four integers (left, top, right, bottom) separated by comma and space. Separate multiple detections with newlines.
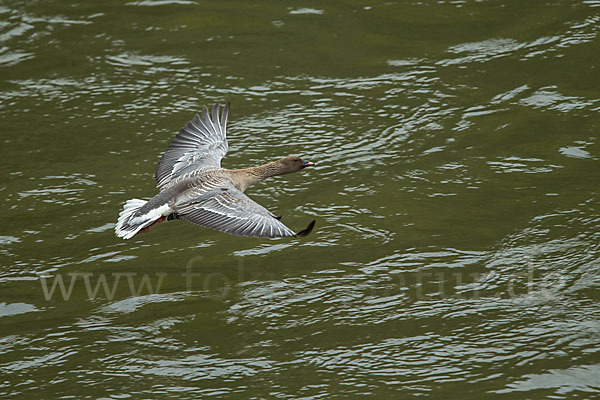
1, 0, 600, 398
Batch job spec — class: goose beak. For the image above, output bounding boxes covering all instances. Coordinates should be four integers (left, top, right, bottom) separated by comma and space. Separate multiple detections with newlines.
303, 161, 315, 168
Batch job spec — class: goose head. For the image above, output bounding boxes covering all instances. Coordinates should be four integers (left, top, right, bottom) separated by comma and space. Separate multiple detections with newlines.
276, 156, 314, 175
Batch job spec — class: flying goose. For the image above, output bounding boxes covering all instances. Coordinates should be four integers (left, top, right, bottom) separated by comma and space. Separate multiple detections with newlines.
115, 103, 315, 239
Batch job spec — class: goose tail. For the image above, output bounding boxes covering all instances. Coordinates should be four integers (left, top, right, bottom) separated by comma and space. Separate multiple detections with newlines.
115, 198, 174, 239
115, 199, 148, 239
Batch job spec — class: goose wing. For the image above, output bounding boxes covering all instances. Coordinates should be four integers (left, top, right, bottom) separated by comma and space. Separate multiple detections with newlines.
177, 183, 314, 238
155, 103, 230, 189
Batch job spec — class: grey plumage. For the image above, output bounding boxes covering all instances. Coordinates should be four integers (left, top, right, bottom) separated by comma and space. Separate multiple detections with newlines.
177, 183, 296, 238
116, 102, 315, 240
154, 103, 229, 189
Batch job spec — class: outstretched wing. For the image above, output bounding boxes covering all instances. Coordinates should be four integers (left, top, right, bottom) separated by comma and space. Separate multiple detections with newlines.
155, 103, 230, 189
177, 184, 303, 238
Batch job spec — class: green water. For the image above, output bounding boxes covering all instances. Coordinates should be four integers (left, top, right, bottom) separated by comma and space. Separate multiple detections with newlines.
1, 0, 600, 398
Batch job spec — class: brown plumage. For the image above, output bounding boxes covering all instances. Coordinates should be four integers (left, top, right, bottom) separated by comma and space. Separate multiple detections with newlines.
115, 103, 316, 240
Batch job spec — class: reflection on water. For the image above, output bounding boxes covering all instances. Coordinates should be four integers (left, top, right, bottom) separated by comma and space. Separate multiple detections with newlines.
1, 0, 600, 398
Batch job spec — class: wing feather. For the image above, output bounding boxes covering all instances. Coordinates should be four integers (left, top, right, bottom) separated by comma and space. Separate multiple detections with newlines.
155, 103, 230, 189
177, 184, 297, 238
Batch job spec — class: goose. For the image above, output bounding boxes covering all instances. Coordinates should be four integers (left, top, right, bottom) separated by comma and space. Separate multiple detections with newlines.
115, 103, 316, 240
